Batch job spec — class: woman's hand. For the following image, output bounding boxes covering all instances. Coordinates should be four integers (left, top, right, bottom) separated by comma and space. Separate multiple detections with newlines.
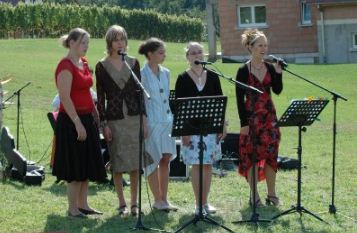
240, 126, 249, 135
74, 120, 87, 141
274, 63, 283, 74
216, 124, 228, 143
103, 125, 112, 142
182, 136, 191, 146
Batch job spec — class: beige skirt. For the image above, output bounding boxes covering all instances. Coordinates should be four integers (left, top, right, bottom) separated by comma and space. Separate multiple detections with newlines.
107, 116, 153, 173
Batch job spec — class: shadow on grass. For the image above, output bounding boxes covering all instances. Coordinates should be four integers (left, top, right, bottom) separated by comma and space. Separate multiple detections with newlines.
174, 212, 235, 233
43, 180, 115, 197
231, 205, 279, 233
43, 213, 99, 233
298, 217, 330, 233
1, 178, 27, 190
43, 211, 170, 233
334, 212, 357, 229
88, 209, 171, 233
143, 209, 173, 231
270, 209, 331, 233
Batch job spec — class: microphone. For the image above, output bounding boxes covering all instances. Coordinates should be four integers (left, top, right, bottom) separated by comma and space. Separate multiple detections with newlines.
194, 60, 212, 65
117, 50, 126, 61
117, 50, 127, 56
267, 55, 288, 68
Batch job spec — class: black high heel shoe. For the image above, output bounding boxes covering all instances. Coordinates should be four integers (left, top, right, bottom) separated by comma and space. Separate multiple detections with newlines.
78, 208, 103, 215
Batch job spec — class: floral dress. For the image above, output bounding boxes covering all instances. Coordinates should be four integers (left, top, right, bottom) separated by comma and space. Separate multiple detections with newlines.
237, 64, 282, 181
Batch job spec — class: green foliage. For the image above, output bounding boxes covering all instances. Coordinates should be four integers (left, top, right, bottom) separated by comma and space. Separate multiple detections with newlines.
0, 3, 204, 41
44, 0, 207, 18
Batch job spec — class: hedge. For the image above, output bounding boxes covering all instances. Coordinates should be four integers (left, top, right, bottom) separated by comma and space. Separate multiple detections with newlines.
0, 3, 204, 42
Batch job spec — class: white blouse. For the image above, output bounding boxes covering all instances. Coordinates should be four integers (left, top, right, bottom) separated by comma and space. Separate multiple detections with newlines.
141, 63, 173, 126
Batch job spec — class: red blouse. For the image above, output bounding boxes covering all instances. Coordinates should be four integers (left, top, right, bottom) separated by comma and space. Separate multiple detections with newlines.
55, 57, 94, 114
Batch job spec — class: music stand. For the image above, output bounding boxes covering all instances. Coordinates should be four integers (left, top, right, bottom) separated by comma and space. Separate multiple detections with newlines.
171, 96, 235, 233
272, 99, 329, 223
169, 90, 176, 113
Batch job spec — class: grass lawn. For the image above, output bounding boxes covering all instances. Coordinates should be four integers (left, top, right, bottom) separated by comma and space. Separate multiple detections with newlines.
0, 38, 356, 233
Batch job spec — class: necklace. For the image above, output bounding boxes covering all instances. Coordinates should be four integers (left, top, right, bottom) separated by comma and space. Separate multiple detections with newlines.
190, 68, 204, 86
250, 61, 266, 82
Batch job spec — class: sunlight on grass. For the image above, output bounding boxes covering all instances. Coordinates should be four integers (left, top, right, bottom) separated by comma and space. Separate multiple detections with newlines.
0, 39, 356, 233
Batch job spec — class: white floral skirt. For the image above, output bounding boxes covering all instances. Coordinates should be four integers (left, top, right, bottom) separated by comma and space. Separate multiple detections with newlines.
180, 134, 222, 165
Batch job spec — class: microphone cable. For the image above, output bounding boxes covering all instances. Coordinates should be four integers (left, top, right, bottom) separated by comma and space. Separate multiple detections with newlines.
142, 140, 168, 230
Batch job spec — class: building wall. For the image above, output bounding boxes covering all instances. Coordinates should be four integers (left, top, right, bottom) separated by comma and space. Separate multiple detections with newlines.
317, 4, 357, 63
219, 0, 320, 62
323, 4, 357, 19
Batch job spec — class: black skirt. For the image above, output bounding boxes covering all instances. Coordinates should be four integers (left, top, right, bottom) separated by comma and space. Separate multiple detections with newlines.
52, 112, 107, 183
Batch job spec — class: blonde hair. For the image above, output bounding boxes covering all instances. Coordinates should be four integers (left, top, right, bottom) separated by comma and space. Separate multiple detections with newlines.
105, 25, 128, 55
241, 28, 266, 49
185, 41, 204, 56
59, 28, 90, 48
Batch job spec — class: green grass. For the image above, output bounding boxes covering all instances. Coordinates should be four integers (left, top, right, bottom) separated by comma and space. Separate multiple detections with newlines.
0, 39, 356, 233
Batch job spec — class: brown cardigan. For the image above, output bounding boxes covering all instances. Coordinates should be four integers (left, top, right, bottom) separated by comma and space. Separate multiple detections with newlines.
95, 57, 145, 122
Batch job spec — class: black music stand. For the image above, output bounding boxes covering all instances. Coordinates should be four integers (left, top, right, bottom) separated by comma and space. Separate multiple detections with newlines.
171, 96, 235, 233
169, 90, 176, 113
272, 99, 329, 223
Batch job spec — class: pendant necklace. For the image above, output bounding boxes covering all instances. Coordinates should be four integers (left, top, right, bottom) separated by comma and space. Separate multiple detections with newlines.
191, 68, 204, 86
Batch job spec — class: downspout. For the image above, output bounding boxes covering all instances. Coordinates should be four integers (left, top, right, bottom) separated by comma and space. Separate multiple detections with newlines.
318, 4, 326, 63
206, 0, 217, 62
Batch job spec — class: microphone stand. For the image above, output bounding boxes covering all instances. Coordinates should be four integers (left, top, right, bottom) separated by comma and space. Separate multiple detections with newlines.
119, 53, 167, 232
203, 65, 270, 225
281, 67, 347, 215
203, 66, 263, 94
3, 82, 31, 150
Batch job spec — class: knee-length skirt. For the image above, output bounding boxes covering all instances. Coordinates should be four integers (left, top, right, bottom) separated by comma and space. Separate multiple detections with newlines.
180, 134, 222, 165
52, 112, 107, 183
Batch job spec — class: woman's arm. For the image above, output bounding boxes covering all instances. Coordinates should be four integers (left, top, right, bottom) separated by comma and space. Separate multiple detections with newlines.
95, 62, 112, 141
57, 69, 86, 141
235, 67, 249, 128
268, 63, 283, 95
95, 63, 106, 123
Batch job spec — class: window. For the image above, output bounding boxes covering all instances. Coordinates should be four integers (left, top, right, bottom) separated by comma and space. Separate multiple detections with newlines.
353, 33, 357, 48
238, 5, 266, 28
301, 1, 312, 25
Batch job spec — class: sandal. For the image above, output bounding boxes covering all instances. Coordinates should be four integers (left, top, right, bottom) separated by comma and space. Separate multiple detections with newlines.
249, 198, 265, 208
118, 205, 128, 216
266, 195, 280, 206
131, 204, 139, 216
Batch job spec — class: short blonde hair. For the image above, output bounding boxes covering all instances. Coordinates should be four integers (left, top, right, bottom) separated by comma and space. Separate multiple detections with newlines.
105, 25, 128, 55
185, 41, 204, 56
59, 28, 90, 48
